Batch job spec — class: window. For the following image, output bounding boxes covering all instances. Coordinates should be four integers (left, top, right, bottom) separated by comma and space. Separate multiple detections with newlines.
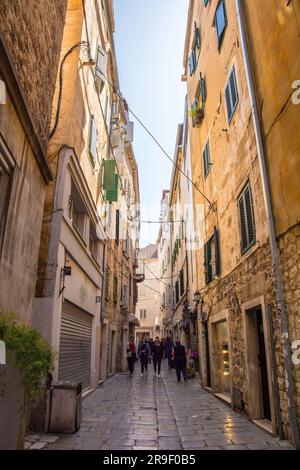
214, 0, 227, 49
0, 138, 15, 245
140, 309, 147, 319
225, 66, 239, 123
238, 183, 256, 254
204, 227, 220, 283
89, 115, 97, 166
175, 281, 179, 304
203, 139, 211, 178
89, 222, 101, 264
189, 23, 201, 76
121, 285, 128, 307
105, 268, 110, 300
204, 0, 210, 6
123, 230, 129, 255
113, 276, 118, 303
180, 269, 184, 296
95, 46, 107, 92
191, 74, 206, 127
69, 181, 87, 238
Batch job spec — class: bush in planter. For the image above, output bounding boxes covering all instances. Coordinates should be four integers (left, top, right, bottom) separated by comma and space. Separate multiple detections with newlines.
0, 311, 55, 402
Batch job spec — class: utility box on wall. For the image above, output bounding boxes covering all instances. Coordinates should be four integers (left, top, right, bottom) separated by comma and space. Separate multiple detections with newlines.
49, 382, 82, 433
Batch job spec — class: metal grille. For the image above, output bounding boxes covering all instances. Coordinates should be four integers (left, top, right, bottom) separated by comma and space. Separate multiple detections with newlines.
58, 301, 92, 390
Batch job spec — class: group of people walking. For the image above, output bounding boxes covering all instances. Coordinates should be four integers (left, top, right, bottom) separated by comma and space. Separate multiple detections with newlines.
126, 336, 187, 382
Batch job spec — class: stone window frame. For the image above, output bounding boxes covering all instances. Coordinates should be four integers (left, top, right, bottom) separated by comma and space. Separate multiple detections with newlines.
0, 133, 16, 255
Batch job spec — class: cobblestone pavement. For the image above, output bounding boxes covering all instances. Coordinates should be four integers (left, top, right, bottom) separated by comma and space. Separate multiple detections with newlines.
26, 361, 293, 450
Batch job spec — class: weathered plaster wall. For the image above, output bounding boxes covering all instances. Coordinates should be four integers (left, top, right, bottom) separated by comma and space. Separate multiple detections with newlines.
0, 96, 45, 324
243, 0, 300, 237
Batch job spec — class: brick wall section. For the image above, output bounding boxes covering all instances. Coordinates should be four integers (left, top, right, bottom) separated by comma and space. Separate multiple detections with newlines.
0, 0, 67, 152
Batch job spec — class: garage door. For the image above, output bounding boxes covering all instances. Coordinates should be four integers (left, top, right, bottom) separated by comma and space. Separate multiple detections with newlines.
58, 301, 93, 389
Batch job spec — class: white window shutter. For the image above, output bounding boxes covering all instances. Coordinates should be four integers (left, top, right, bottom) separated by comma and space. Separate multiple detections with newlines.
96, 46, 107, 89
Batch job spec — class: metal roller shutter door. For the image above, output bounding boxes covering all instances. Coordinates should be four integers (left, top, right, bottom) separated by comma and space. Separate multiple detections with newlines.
58, 301, 93, 389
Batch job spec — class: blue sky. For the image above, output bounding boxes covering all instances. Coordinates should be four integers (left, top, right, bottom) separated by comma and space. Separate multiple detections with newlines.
114, 0, 189, 247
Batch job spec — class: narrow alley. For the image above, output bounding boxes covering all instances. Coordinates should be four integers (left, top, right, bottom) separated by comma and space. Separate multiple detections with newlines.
26, 362, 292, 451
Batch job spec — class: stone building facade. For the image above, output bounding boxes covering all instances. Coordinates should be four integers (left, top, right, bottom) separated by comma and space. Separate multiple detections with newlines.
31, 0, 140, 431
135, 244, 161, 342
183, 0, 282, 439
0, 0, 67, 449
242, 0, 300, 444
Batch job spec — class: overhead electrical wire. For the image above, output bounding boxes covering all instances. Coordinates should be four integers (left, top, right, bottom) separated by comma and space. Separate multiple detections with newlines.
143, 261, 170, 288
96, 66, 213, 208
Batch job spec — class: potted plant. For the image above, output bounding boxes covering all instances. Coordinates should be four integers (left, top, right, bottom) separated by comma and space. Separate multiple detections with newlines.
0, 310, 55, 449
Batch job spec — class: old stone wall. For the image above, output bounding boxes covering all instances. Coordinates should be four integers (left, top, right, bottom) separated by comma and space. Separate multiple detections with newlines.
0, 0, 67, 151
279, 223, 300, 434
199, 241, 292, 439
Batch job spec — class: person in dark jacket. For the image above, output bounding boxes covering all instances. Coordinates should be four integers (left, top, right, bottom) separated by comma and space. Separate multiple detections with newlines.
126, 336, 136, 377
164, 336, 174, 370
148, 338, 155, 364
137, 337, 151, 377
152, 337, 164, 377
174, 339, 187, 382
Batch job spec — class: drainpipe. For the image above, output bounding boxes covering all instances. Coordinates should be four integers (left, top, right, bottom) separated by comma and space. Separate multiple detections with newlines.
235, 0, 300, 449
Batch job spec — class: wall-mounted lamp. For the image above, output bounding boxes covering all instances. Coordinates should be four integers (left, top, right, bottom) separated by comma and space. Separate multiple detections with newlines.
62, 266, 71, 276
193, 290, 201, 304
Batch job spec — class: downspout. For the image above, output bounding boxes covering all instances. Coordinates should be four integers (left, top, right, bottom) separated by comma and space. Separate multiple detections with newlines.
236, 0, 300, 448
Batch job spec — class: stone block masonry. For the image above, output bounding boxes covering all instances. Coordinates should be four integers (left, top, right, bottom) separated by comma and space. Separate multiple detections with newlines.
0, 0, 67, 151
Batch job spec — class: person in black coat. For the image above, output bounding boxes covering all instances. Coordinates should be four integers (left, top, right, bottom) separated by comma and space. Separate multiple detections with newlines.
173, 339, 187, 382
152, 337, 164, 377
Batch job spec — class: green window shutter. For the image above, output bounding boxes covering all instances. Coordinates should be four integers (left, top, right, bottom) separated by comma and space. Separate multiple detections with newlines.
204, 240, 212, 283
103, 160, 116, 190
214, 227, 221, 276
244, 185, 255, 246
238, 194, 248, 252
106, 173, 118, 202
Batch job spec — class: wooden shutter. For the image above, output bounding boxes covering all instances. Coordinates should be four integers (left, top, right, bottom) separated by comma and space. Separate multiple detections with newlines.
204, 239, 212, 283
238, 183, 255, 253
189, 53, 194, 76
103, 160, 116, 190
214, 227, 221, 276
244, 184, 255, 246
106, 173, 118, 202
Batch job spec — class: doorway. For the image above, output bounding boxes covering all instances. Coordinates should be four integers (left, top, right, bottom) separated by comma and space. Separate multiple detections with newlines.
99, 323, 108, 381
245, 307, 271, 421
204, 322, 211, 388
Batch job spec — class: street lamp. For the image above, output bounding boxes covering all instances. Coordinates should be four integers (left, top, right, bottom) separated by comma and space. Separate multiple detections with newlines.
193, 290, 201, 304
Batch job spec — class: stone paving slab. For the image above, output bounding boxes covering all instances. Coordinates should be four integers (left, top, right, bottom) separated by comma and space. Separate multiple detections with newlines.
25, 360, 294, 450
